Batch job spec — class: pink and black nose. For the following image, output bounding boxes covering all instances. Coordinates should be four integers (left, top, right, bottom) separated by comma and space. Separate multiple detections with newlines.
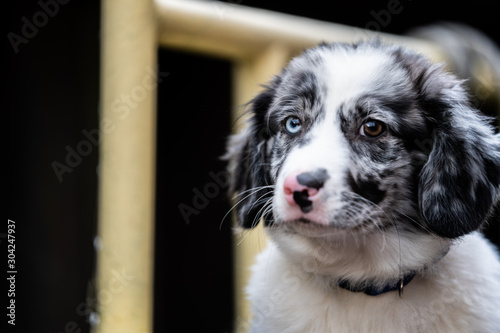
283, 168, 329, 213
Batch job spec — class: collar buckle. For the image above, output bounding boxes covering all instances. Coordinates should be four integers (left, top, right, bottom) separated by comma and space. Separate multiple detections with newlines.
398, 278, 404, 298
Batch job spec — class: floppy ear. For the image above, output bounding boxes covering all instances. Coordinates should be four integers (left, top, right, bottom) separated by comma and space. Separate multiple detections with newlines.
411, 58, 500, 238
225, 86, 276, 228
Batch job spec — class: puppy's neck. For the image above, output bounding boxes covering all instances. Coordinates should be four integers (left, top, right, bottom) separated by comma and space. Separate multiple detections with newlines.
269, 226, 451, 289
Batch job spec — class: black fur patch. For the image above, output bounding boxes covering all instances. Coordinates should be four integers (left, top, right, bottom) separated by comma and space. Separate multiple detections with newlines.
346, 172, 386, 205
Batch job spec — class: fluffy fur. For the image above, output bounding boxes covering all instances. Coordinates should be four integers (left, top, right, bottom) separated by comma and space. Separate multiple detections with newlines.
226, 41, 500, 332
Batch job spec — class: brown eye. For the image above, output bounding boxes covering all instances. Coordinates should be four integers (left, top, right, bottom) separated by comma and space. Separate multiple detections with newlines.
360, 119, 386, 138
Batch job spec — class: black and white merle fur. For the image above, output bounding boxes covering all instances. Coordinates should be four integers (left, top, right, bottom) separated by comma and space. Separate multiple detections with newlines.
226, 41, 500, 332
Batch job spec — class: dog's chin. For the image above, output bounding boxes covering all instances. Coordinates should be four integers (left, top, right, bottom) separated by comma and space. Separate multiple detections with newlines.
273, 217, 368, 239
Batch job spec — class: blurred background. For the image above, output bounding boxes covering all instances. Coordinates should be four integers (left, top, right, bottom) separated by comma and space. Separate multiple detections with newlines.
6, 0, 499, 332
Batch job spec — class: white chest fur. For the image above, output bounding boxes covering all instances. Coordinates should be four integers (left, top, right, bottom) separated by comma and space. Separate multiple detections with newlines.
246, 232, 500, 333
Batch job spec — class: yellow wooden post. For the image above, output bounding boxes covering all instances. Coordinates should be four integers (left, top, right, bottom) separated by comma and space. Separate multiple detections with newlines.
95, 0, 157, 332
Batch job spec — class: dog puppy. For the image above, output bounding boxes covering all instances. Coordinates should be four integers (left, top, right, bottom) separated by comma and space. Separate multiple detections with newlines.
226, 41, 500, 332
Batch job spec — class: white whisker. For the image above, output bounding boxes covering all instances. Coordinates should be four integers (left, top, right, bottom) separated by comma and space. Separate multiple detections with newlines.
248, 188, 275, 214
220, 185, 274, 230
233, 185, 275, 198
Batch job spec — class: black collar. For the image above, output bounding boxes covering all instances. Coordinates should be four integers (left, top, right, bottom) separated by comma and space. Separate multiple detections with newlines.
337, 272, 416, 297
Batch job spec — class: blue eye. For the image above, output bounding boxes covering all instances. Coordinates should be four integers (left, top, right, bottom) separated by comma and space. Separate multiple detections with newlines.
285, 116, 302, 134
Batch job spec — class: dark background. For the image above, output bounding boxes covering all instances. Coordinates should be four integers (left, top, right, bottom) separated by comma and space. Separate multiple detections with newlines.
6, 0, 499, 332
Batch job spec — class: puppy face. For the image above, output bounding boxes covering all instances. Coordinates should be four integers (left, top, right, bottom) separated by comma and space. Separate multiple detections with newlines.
268, 47, 428, 237
227, 42, 500, 244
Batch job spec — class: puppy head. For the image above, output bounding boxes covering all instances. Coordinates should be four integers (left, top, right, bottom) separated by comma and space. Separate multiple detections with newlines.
226, 42, 500, 240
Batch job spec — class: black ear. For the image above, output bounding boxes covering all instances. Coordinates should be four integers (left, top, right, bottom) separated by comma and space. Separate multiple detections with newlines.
408, 55, 500, 238
225, 86, 276, 228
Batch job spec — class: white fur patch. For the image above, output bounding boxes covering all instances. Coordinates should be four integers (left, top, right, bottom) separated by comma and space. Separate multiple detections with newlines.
247, 232, 500, 332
